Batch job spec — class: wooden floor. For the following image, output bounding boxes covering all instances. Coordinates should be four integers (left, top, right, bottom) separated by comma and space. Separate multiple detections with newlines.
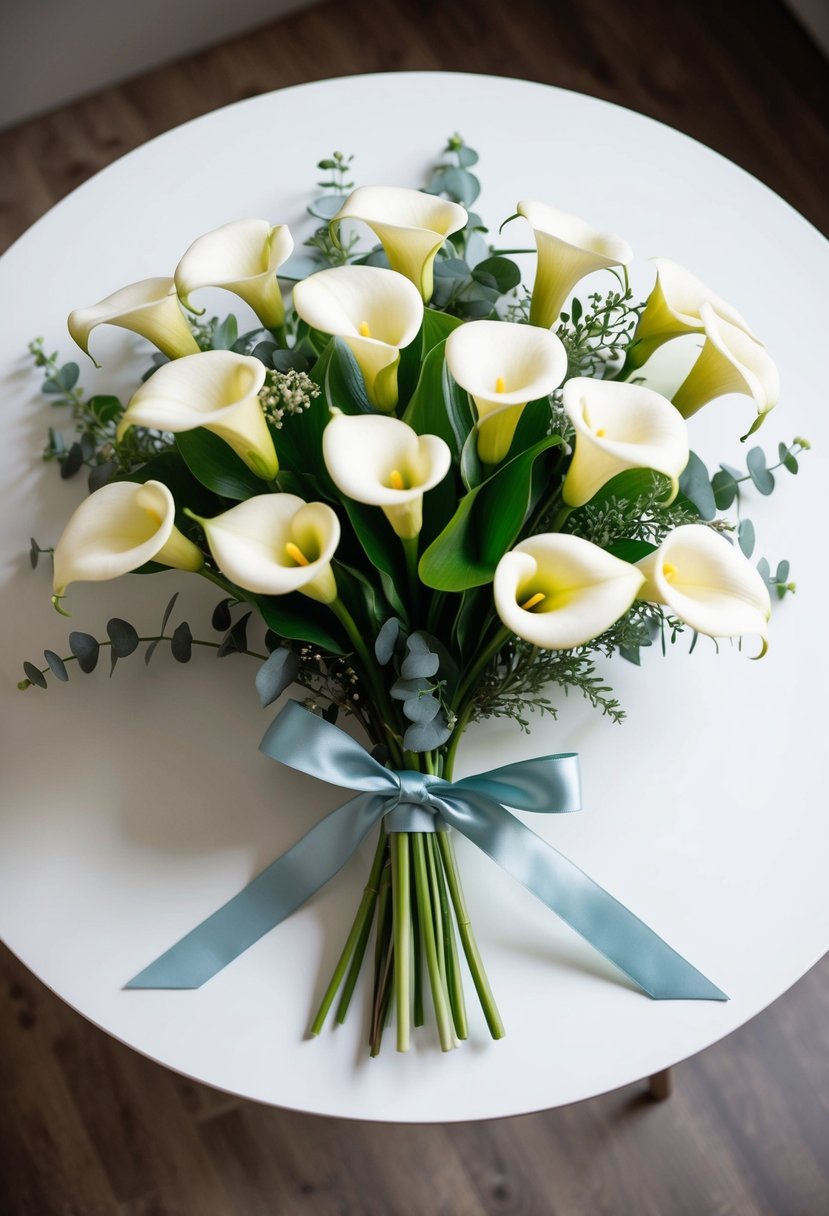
2, 0, 828, 1212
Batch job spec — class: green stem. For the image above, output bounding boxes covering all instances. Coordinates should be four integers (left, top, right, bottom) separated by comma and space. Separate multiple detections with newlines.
452, 625, 510, 712
27, 634, 267, 684
311, 829, 387, 1034
432, 832, 468, 1039
412, 834, 454, 1052
390, 832, 411, 1052
369, 859, 393, 1055
437, 829, 505, 1041
547, 503, 573, 533
401, 535, 421, 622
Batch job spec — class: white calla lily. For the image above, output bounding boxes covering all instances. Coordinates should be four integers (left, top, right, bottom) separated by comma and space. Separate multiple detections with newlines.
117, 350, 278, 481
445, 319, 567, 465
671, 303, 779, 430
494, 534, 644, 649
517, 200, 633, 331
191, 494, 340, 603
331, 186, 467, 302
323, 412, 451, 539
637, 524, 771, 647
68, 277, 200, 364
562, 377, 689, 507
52, 479, 203, 599
175, 219, 294, 330
293, 266, 423, 411
627, 257, 761, 369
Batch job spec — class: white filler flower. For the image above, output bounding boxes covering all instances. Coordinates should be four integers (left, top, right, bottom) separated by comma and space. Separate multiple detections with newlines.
175, 219, 294, 330
494, 533, 644, 649
562, 377, 689, 507
52, 479, 203, 598
293, 265, 423, 411
517, 200, 633, 331
445, 319, 567, 465
192, 494, 340, 603
117, 350, 278, 481
323, 412, 451, 539
68, 277, 200, 364
331, 186, 467, 302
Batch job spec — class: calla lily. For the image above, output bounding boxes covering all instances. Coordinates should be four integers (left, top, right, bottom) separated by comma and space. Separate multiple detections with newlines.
330, 186, 467, 302
191, 494, 340, 604
626, 258, 761, 369
293, 266, 423, 411
174, 219, 294, 330
117, 350, 278, 481
637, 525, 771, 646
516, 201, 633, 331
494, 534, 645, 649
322, 412, 451, 539
562, 377, 689, 507
52, 479, 203, 599
68, 277, 200, 365
671, 304, 779, 430
445, 319, 567, 465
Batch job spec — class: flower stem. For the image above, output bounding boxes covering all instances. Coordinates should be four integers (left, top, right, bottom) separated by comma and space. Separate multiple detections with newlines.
412, 834, 454, 1052
431, 832, 468, 1039
437, 830, 505, 1040
310, 829, 387, 1034
337, 843, 389, 1025
390, 832, 412, 1052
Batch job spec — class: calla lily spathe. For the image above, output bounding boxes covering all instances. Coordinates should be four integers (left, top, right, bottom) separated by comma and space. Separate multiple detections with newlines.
562, 377, 689, 507
192, 494, 340, 603
116, 350, 278, 481
627, 258, 761, 370
637, 524, 771, 646
331, 186, 467, 302
52, 479, 203, 598
494, 534, 645, 649
445, 319, 567, 465
293, 266, 423, 411
671, 303, 779, 431
323, 412, 451, 539
517, 200, 633, 331
68, 277, 200, 364
175, 219, 294, 330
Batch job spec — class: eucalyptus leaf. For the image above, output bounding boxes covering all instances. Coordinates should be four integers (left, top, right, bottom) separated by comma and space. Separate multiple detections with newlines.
375, 618, 400, 665
471, 256, 521, 294
144, 639, 160, 666
43, 650, 68, 682
211, 315, 239, 351
216, 612, 251, 657
69, 632, 99, 673
23, 661, 47, 689
107, 618, 139, 658
60, 443, 84, 480
88, 461, 117, 493
160, 592, 180, 636
255, 647, 300, 708
211, 598, 233, 631
403, 692, 440, 724
738, 519, 755, 558
390, 675, 433, 700
403, 711, 453, 752
171, 621, 193, 663
401, 648, 440, 679
746, 446, 775, 495
678, 451, 716, 520
711, 468, 738, 510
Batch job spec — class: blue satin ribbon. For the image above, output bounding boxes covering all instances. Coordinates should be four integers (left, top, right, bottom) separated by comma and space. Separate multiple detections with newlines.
127, 701, 726, 1001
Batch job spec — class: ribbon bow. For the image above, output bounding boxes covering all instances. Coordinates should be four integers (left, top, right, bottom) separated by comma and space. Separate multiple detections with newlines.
127, 701, 726, 1001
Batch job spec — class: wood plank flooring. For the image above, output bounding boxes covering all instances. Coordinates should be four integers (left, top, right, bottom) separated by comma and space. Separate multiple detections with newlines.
2, 0, 828, 1212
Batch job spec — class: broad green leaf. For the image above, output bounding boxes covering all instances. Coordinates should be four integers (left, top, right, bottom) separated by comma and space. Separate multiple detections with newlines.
678, 451, 717, 520
253, 595, 344, 654
471, 256, 521, 294
421, 308, 462, 357
606, 539, 655, 563
419, 436, 562, 591
402, 340, 474, 458
340, 499, 407, 621
176, 430, 265, 501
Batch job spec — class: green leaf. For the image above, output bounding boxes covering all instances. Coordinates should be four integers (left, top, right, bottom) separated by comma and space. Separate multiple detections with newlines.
779, 442, 799, 475
308, 194, 347, 220
711, 468, 738, 510
216, 611, 251, 657
402, 340, 474, 459
428, 167, 480, 206
738, 519, 755, 558
23, 661, 47, 689
606, 539, 655, 563
419, 435, 562, 591
678, 451, 717, 520
403, 692, 440, 724
69, 632, 99, 673
471, 256, 521, 294
211, 598, 234, 631
254, 596, 344, 655
89, 394, 122, 424
171, 621, 193, 663
375, 618, 400, 665
29, 538, 40, 569
420, 308, 462, 357
176, 430, 265, 500
107, 618, 139, 658
340, 499, 407, 621
43, 650, 69, 682
119, 449, 216, 518
60, 443, 84, 479
746, 446, 775, 495
775, 559, 790, 584
255, 646, 300, 708
455, 145, 479, 168
321, 336, 371, 414
404, 711, 453, 752
211, 315, 238, 350
160, 592, 179, 635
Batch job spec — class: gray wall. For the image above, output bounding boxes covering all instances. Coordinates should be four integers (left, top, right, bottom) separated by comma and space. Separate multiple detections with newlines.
0, 0, 320, 130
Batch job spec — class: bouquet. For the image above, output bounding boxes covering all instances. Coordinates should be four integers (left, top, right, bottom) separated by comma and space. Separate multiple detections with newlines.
20, 136, 805, 1056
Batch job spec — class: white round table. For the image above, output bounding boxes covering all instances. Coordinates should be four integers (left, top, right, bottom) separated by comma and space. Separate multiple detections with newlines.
1, 72, 827, 1123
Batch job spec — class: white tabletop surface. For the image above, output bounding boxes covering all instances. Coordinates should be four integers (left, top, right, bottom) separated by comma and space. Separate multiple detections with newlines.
1, 72, 827, 1123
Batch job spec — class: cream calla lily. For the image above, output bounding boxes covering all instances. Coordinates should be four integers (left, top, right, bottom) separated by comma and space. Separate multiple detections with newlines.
445, 319, 567, 465
322, 412, 451, 539
52, 479, 203, 599
671, 304, 779, 430
636, 525, 771, 645
293, 266, 423, 411
68, 277, 200, 364
517, 200, 633, 331
116, 350, 278, 481
494, 534, 645, 649
192, 494, 340, 603
562, 377, 689, 507
174, 219, 294, 330
627, 257, 761, 369
331, 186, 467, 302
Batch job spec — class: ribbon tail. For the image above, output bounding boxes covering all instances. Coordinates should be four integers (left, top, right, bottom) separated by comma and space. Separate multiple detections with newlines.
441, 793, 727, 1002
125, 792, 389, 989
